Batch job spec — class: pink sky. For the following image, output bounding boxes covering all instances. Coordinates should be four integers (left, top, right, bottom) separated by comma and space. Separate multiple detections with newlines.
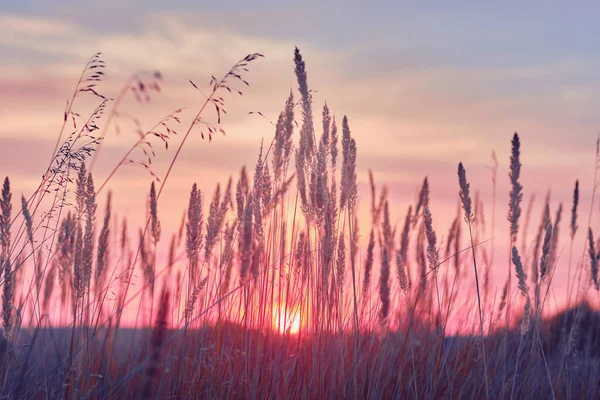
1, 7, 600, 328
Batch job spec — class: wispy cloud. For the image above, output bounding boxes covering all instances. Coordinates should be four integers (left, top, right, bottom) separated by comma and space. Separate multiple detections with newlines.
0, 9, 597, 238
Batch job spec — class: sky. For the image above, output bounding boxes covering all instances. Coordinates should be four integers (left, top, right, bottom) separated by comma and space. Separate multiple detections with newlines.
1, 2, 600, 318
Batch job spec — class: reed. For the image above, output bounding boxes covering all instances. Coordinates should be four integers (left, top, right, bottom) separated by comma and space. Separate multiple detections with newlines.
0, 47, 598, 400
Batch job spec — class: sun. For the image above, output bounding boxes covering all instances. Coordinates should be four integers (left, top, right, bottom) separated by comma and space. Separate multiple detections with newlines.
272, 304, 301, 334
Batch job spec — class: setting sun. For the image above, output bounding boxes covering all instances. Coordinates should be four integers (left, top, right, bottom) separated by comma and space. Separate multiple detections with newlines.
3, 3, 600, 398
272, 304, 301, 334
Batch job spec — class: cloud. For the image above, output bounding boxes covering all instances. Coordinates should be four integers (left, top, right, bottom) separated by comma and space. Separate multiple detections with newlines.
0, 10, 597, 242
0, 14, 76, 37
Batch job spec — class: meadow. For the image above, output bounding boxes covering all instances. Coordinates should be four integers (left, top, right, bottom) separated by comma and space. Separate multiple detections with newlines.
0, 48, 599, 399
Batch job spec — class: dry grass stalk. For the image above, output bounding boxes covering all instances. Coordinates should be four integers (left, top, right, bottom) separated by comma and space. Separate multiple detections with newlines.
458, 162, 490, 400
508, 133, 523, 243
362, 229, 375, 296
379, 246, 390, 325
186, 183, 203, 285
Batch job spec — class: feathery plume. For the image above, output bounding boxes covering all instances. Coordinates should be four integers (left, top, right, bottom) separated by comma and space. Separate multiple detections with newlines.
340, 116, 357, 211
1, 178, 13, 337
0, 178, 12, 265
571, 180, 579, 239
95, 192, 112, 292
423, 205, 439, 272
512, 246, 533, 337
351, 212, 359, 263
588, 229, 599, 290
252, 144, 265, 240
508, 133, 523, 242
458, 162, 473, 223
205, 180, 231, 261
57, 213, 76, 306
347, 138, 358, 214
149, 182, 161, 244
261, 164, 273, 214
369, 170, 377, 224
294, 231, 306, 277
240, 194, 253, 280
313, 140, 328, 220
539, 223, 553, 280
75, 163, 87, 220
379, 246, 390, 324
497, 282, 508, 318
272, 92, 295, 181
186, 183, 203, 284
295, 146, 309, 217
396, 252, 409, 292
322, 103, 331, 146
240, 165, 249, 196
205, 183, 222, 259
362, 229, 375, 295
512, 247, 530, 299
21, 195, 33, 248
43, 263, 56, 313
96, 191, 111, 292
282, 92, 295, 161
532, 198, 551, 281
236, 167, 247, 226
183, 277, 208, 322
82, 173, 96, 294
382, 200, 394, 251
294, 47, 315, 156
2, 259, 12, 336
399, 206, 411, 279
414, 177, 429, 226
320, 196, 335, 289
121, 217, 128, 251
330, 116, 338, 169
336, 234, 346, 291
416, 222, 427, 292
73, 225, 84, 300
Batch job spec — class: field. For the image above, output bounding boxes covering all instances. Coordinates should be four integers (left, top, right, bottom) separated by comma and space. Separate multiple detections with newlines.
1, 48, 599, 399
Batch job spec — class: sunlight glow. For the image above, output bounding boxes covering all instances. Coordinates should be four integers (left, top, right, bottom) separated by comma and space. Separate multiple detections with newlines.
272, 304, 301, 334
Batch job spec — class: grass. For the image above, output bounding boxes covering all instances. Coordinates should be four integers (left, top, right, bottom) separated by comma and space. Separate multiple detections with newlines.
0, 47, 599, 399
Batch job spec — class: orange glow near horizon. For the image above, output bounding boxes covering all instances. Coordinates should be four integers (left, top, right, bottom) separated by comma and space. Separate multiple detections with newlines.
272, 304, 301, 334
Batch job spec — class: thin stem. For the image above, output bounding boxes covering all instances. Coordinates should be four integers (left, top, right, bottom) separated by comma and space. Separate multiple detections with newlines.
467, 223, 490, 400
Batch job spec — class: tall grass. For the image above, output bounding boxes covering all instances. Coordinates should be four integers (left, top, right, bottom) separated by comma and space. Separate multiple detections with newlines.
0, 48, 599, 399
